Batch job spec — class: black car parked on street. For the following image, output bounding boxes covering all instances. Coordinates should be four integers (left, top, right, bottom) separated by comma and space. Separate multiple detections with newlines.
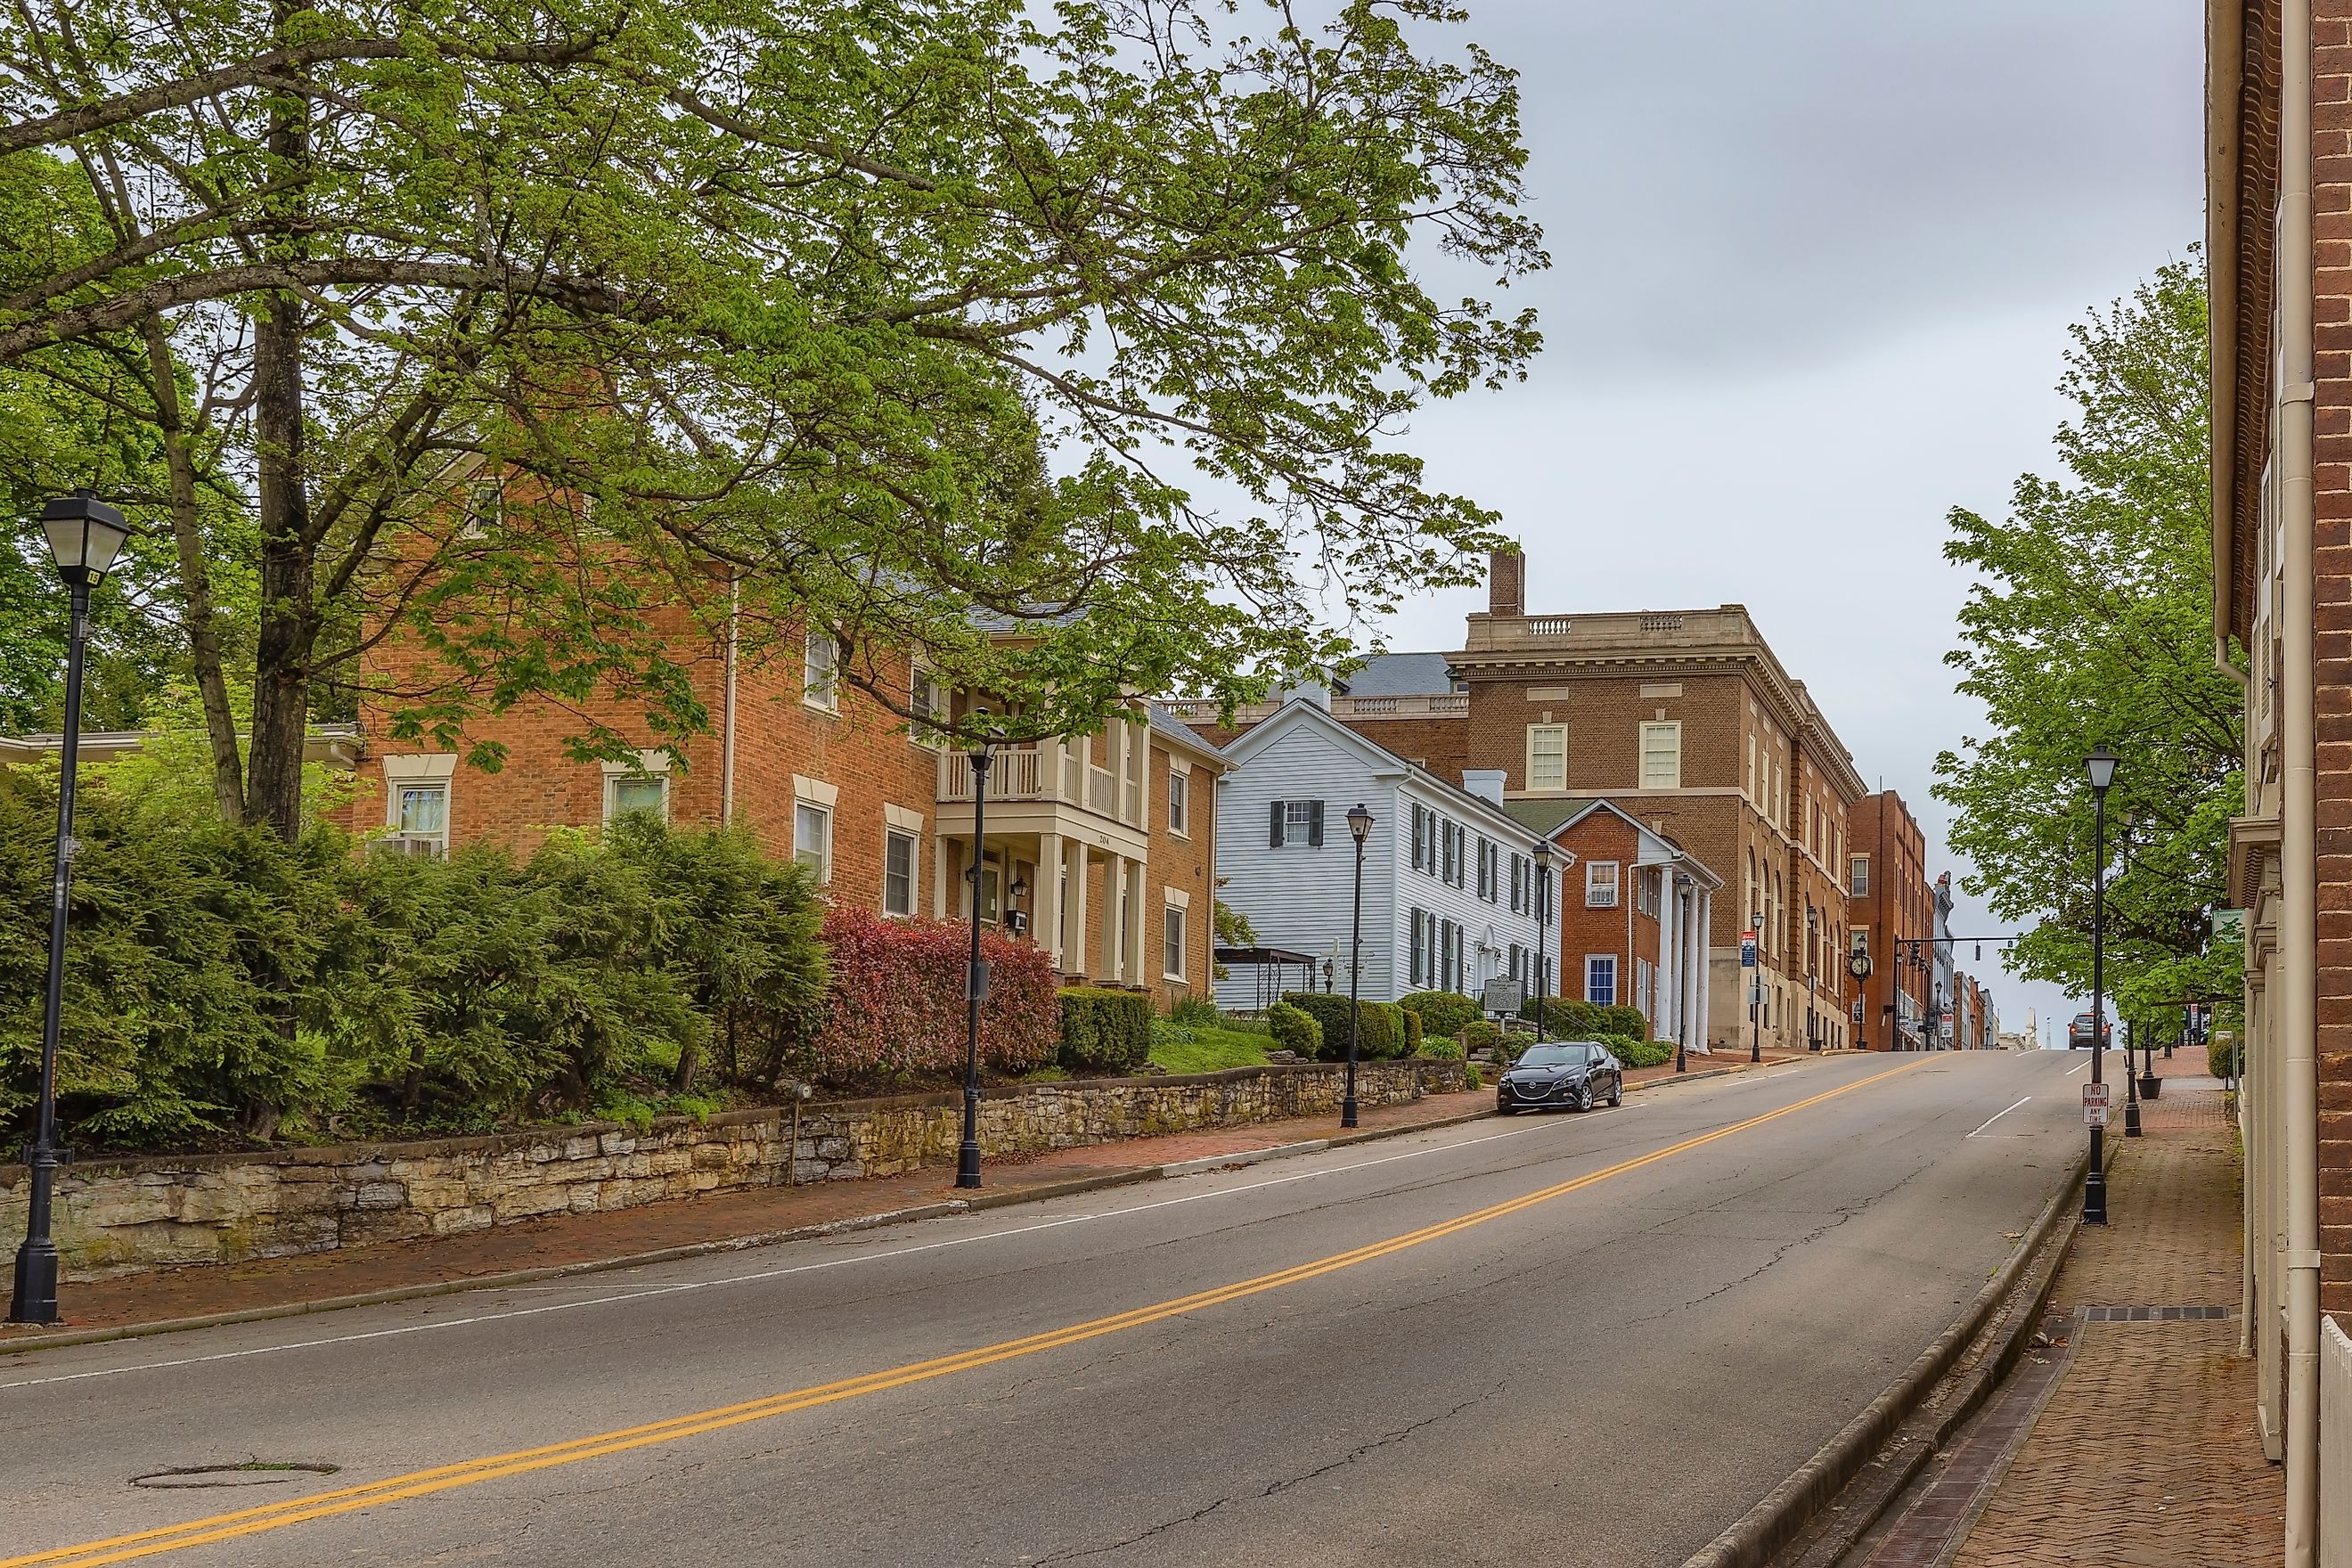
1497, 1042, 1624, 1114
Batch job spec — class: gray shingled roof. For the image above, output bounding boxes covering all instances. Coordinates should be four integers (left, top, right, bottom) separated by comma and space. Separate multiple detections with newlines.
1340, 651, 1458, 698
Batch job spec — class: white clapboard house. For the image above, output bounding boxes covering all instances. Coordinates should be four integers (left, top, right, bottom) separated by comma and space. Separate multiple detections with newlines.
1213, 697, 1552, 1009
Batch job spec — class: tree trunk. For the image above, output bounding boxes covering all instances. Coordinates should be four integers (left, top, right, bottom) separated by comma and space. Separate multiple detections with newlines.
245, 7, 318, 844
142, 320, 249, 827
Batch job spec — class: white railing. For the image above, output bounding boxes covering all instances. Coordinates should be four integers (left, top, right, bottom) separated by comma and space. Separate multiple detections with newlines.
938, 748, 1048, 802
1087, 765, 1116, 815
1335, 692, 1466, 718
2324, 1315, 2352, 1568
1525, 616, 1574, 637
1639, 612, 1685, 632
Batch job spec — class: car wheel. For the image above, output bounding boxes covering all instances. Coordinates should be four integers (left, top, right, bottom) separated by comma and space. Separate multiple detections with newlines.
1608, 1078, 1622, 1108
1575, 1083, 1593, 1112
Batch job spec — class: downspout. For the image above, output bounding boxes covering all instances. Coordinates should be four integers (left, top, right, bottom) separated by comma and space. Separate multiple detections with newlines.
721, 573, 740, 823
2281, 0, 2321, 1556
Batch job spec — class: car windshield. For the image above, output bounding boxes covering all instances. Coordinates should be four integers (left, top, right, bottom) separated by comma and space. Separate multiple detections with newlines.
1517, 1045, 1596, 1067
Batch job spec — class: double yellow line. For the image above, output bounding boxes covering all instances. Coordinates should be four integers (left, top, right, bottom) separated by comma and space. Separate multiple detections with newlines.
7, 1058, 1923, 1567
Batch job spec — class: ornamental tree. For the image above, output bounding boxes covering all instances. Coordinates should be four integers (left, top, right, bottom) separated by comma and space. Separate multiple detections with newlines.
0, 0, 1543, 837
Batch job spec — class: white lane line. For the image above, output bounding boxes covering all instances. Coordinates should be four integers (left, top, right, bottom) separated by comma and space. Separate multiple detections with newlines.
2064, 1059, 2088, 1078
0, 1063, 1856, 1392
1965, 1097, 2033, 1138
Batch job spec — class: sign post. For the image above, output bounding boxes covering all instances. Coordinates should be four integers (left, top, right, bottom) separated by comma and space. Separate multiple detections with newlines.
2082, 1082, 2111, 1128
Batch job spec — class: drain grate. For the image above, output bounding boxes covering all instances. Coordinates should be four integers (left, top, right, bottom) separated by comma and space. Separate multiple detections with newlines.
2077, 1304, 2232, 1322
131, 1461, 340, 1490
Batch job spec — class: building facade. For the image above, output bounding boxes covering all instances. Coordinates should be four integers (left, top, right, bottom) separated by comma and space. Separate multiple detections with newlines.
1848, 789, 1932, 1049
342, 613, 1226, 1009
1211, 698, 1546, 1010
1505, 799, 1721, 1055
1440, 553, 1867, 1052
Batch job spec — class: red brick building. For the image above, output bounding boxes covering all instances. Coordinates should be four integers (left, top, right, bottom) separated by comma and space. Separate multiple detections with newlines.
1502, 799, 1722, 1052
1847, 789, 1932, 1050
341, 603, 1226, 1010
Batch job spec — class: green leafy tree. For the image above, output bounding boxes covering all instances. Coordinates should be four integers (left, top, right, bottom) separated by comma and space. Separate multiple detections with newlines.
1, 0, 1543, 838
1936, 258, 2243, 1032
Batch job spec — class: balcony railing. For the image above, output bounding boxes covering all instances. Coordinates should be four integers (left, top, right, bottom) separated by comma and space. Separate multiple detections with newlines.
935, 745, 1143, 829
1088, 764, 1116, 815
1159, 691, 1467, 726
939, 747, 1046, 803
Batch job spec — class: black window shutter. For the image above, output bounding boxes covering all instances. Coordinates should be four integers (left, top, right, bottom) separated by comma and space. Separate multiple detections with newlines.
1270, 799, 1286, 847
1308, 800, 1325, 847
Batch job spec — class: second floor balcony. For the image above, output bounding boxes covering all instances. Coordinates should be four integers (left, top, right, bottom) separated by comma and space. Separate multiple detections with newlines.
937, 737, 1145, 830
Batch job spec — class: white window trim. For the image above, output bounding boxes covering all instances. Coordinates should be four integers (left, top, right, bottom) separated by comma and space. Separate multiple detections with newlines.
910, 666, 946, 750
380, 753, 458, 826
883, 800, 926, 832
1525, 723, 1568, 793
1168, 767, 1190, 837
1585, 954, 1617, 1006
882, 825, 919, 918
1163, 894, 1189, 981
793, 773, 841, 809
600, 751, 673, 824
794, 799, 835, 885
1586, 859, 1621, 909
804, 630, 840, 715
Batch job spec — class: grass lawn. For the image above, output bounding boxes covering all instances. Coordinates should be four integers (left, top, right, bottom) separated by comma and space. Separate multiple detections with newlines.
1148, 1023, 1274, 1075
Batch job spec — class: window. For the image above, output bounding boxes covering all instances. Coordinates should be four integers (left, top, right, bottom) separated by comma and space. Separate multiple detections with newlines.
605, 772, 668, 822
1440, 819, 1458, 885
1510, 853, 1527, 914
1637, 868, 1662, 918
804, 631, 839, 712
392, 782, 448, 857
1409, 906, 1430, 989
1526, 724, 1567, 791
1586, 860, 1620, 909
1508, 943, 1525, 985
1476, 838, 1499, 902
1586, 955, 1617, 1007
794, 801, 833, 882
1440, 918, 1458, 993
1635, 957, 1655, 1020
1410, 802, 1430, 871
1168, 768, 1190, 835
1270, 798, 1324, 847
1639, 722, 1682, 789
1850, 854, 1871, 897
883, 829, 917, 917
911, 667, 946, 749
1164, 903, 1187, 980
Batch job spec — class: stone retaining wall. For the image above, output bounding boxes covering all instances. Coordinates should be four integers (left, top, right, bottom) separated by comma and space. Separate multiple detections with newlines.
0, 1059, 1466, 1280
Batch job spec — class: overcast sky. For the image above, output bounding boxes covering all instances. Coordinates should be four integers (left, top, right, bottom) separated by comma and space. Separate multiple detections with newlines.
1365, 1, 2205, 1046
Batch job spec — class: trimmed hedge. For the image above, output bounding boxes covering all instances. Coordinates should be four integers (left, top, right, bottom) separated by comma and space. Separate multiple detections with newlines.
1279, 992, 1408, 1059
1598, 1032, 1673, 1069
1266, 1001, 1322, 1058
1058, 987, 1154, 1071
1399, 991, 1482, 1039
1417, 1034, 1465, 1061
821, 910, 1058, 1081
1402, 1006, 1424, 1054
2209, 1033, 2243, 1080
1459, 1018, 1502, 1056
1537, 1000, 1651, 1041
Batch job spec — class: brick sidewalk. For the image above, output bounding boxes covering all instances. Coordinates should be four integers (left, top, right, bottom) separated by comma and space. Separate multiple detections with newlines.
0, 1049, 1821, 1344
1948, 1072, 2283, 1568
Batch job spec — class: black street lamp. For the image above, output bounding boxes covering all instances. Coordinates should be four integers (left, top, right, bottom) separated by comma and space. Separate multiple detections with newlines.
1342, 803, 1374, 1129
956, 735, 1000, 1190
1805, 902, 1820, 1053
2084, 745, 2118, 1225
1531, 837, 1554, 1041
1675, 874, 1693, 1074
1750, 908, 1764, 1064
2121, 1017, 2143, 1138
11, 492, 132, 1327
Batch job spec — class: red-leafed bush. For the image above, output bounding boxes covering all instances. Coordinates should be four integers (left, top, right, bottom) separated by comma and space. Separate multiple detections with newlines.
816, 909, 1058, 1082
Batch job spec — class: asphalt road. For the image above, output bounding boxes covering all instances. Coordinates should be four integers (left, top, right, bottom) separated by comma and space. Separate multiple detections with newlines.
0, 1050, 2095, 1568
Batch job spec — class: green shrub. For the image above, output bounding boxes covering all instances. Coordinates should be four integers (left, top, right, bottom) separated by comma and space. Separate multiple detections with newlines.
1217, 1012, 1273, 1037
1417, 1034, 1465, 1060
1459, 1018, 1502, 1056
1598, 1032, 1673, 1069
1402, 1006, 1424, 1054
1266, 1001, 1321, 1057
1464, 1062, 1484, 1090
1399, 991, 1482, 1039
2209, 1033, 2243, 1080
1058, 988, 1155, 1071
1279, 992, 1408, 1059
1168, 994, 1220, 1026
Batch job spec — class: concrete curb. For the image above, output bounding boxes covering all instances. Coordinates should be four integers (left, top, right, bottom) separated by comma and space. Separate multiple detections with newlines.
0, 1052, 1825, 1360
1678, 1138, 2096, 1568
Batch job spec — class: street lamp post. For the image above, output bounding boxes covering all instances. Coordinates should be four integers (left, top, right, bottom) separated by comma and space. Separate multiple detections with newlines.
1805, 902, 1820, 1052
1342, 804, 1374, 1129
1750, 908, 1763, 1065
11, 493, 132, 1327
1531, 837, 1553, 1040
2084, 746, 2118, 1225
1675, 875, 1692, 1074
2121, 1017, 2142, 1138
955, 735, 997, 1190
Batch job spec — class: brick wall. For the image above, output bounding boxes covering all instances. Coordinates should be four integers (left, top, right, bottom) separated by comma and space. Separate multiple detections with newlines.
1848, 790, 1931, 1050
1550, 812, 1663, 1014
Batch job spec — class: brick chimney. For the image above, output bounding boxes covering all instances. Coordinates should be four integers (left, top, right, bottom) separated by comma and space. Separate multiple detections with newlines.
1489, 548, 1525, 617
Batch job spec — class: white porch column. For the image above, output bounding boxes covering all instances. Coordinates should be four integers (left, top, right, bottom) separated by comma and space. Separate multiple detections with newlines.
1065, 838, 1091, 981
1102, 856, 1129, 982
933, 833, 951, 919
1037, 831, 1065, 971
1694, 889, 1714, 1052
1125, 858, 1150, 984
